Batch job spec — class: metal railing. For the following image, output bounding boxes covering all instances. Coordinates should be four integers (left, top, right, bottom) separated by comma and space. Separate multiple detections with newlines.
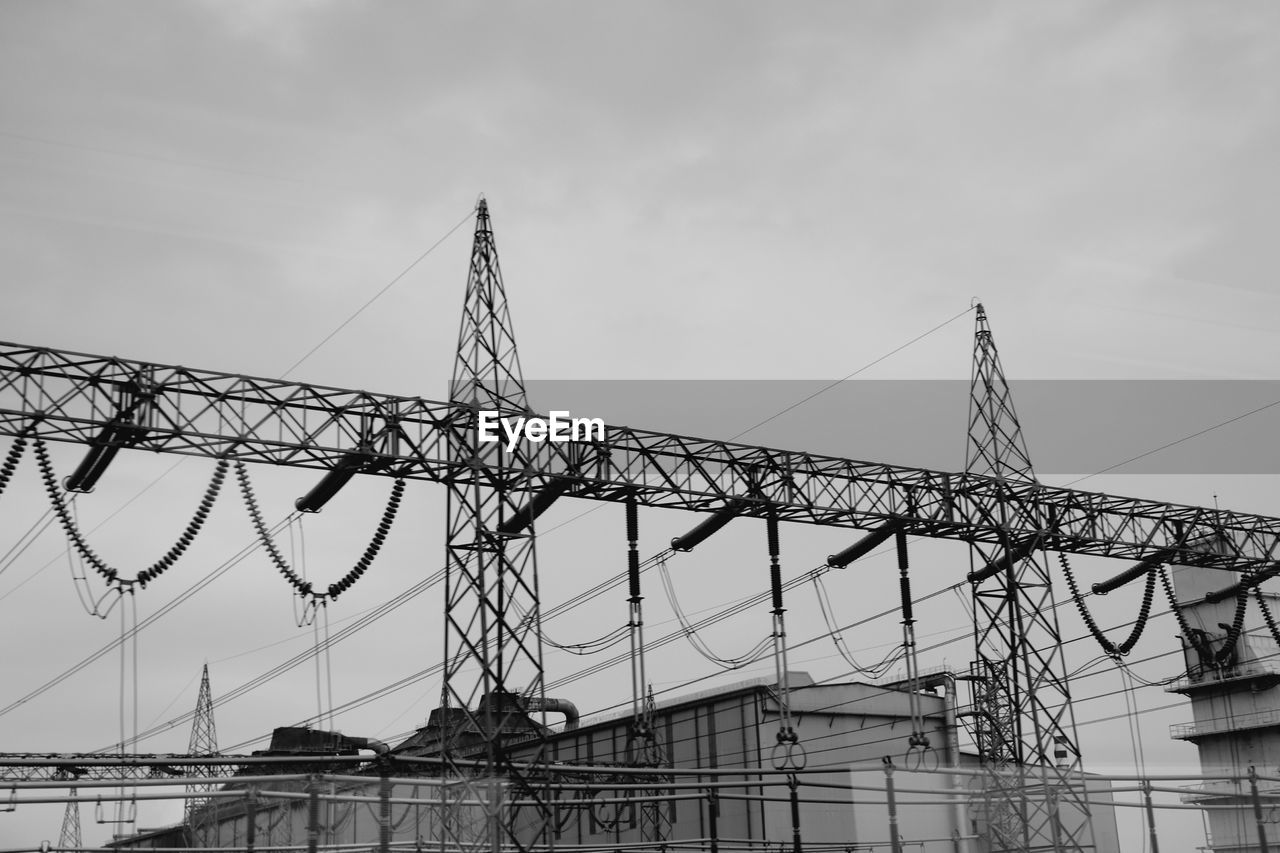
1170, 705, 1280, 739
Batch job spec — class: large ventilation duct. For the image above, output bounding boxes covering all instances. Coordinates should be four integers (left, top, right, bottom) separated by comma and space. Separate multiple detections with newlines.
525, 696, 580, 731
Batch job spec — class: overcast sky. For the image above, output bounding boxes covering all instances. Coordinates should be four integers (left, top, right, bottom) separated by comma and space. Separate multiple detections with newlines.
2, 2, 1279, 849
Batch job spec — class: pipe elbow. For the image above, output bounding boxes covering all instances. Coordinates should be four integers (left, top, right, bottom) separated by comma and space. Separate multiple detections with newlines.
526, 697, 580, 731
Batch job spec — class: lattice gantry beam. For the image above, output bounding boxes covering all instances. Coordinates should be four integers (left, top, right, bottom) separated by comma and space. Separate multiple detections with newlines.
1, 340, 1279, 567
0, 754, 313, 783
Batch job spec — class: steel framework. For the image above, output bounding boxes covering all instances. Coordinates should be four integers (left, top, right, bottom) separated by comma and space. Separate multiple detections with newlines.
184, 664, 219, 845
1, 344, 1277, 566
3, 202, 1280, 851
0, 754, 369, 783
966, 304, 1090, 851
439, 198, 551, 853
56, 787, 80, 851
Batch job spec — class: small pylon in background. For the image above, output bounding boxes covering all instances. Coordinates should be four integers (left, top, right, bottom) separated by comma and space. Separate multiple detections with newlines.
185, 663, 219, 846
58, 788, 81, 851
636, 687, 672, 846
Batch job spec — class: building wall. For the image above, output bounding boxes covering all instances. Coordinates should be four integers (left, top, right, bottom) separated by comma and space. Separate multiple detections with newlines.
113, 679, 1120, 851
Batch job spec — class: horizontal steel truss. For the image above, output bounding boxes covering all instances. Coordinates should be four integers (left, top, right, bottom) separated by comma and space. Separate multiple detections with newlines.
1, 340, 1278, 568
0, 754, 373, 782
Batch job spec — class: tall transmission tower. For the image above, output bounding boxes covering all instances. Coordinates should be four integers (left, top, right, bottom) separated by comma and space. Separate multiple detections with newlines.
440, 197, 550, 853
57, 789, 81, 851
184, 663, 219, 847
965, 303, 1091, 852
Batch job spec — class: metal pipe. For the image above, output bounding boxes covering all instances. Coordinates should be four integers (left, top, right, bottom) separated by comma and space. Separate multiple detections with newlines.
883, 759, 904, 853
1251, 766, 1271, 853
294, 452, 365, 513
1142, 780, 1160, 853
897, 531, 925, 751
788, 775, 803, 853
1091, 547, 1180, 595
768, 512, 796, 754
670, 501, 744, 552
525, 696, 580, 731
931, 673, 971, 853
65, 380, 152, 493
826, 521, 903, 568
495, 479, 571, 537
707, 789, 720, 853
245, 788, 257, 853
378, 762, 392, 853
306, 776, 320, 853
966, 535, 1040, 583
625, 496, 647, 734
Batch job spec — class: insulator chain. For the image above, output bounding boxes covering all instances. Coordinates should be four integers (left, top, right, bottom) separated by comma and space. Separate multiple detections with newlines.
1254, 585, 1280, 648
1059, 552, 1156, 658
1219, 575, 1251, 664
34, 437, 227, 590
233, 461, 404, 601
0, 433, 28, 501
1159, 564, 1250, 666
1160, 566, 1193, 639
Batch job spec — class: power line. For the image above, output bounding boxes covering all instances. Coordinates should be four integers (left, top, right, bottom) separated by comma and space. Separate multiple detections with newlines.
280, 206, 476, 377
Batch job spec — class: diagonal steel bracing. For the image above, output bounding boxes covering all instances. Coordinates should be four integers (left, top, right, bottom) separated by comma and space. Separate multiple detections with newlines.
439, 199, 551, 853
0, 342, 1277, 566
184, 663, 219, 846
2, 206, 1280, 852
967, 303, 1093, 852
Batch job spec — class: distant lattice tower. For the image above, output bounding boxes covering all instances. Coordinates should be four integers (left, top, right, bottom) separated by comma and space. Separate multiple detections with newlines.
185, 664, 219, 846
57, 788, 81, 851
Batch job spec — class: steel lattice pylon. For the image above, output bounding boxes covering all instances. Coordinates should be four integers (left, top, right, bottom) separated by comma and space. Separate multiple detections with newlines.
439, 198, 551, 853
966, 303, 1093, 852
185, 663, 219, 847
634, 689, 672, 847
57, 788, 81, 851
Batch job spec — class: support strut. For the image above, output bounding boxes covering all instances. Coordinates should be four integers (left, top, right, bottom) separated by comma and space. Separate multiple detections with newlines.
897, 531, 930, 756
826, 520, 904, 569
625, 495, 649, 752
670, 500, 743, 552
768, 511, 803, 770
64, 374, 154, 494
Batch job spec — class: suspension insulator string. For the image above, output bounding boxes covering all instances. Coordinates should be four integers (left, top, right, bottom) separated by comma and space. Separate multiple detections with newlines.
0, 433, 28, 502
1059, 552, 1156, 658
767, 511, 804, 772
1255, 584, 1280, 648
1160, 566, 1194, 640
1159, 564, 1248, 669
1217, 575, 1251, 665
234, 460, 404, 602
34, 437, 228, 590
624, 495, 652, 762
896, 531, 931, 767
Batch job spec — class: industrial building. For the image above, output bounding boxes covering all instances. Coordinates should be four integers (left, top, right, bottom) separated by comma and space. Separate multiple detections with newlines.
1167, 549, 1280, 853
110, 672, 1120, 851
